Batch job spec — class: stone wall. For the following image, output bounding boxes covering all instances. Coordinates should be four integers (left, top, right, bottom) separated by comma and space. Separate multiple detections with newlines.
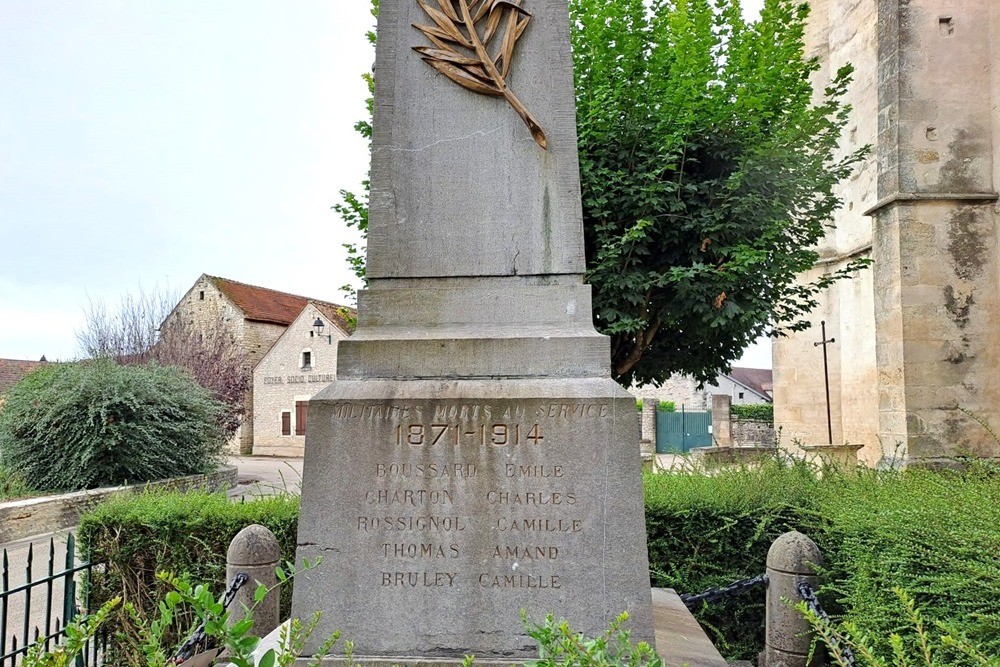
732, 419, 776, 447
774, 0, 881, 464
778, 0, 1000, 465
869, 0, 1000, 463
169, 276, 286, 454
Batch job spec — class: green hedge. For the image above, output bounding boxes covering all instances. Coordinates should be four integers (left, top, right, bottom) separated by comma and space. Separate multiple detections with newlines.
79, 490, 299, 667
645, 457, 1000, 661
635, 399, 676, 412
644, 458, 821, 657
80, 460, 1000, 664
730, 403, 773, 421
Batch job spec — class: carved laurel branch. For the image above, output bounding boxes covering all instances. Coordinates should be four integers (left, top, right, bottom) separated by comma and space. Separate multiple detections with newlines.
412, 0, 548, 149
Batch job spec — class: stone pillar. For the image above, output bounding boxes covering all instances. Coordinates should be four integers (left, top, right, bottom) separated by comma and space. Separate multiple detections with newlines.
227, 524, 281, 638
869, 0, 1000, 464
764, 532, 824, 667
641, 397, 657, 455
712, 394, 732, 448
292, 0, 654, 662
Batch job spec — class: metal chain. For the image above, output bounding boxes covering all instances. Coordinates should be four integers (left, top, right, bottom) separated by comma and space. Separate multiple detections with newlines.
797, 581, 856, 667
170, 572, 250, 664
680, 573, 769, 609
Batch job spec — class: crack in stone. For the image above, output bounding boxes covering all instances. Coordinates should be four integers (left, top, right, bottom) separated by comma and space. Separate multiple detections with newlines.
374, 127, 503, 154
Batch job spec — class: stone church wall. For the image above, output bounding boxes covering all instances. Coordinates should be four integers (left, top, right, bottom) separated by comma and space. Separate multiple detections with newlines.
777, 0, 1000, 464
774, 0, 881, 464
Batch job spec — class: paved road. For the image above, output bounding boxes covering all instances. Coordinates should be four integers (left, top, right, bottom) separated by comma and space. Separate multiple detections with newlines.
226, 456, 303, 501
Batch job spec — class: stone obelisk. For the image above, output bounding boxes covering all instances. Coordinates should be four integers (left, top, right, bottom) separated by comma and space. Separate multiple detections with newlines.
291, 0, 654, 663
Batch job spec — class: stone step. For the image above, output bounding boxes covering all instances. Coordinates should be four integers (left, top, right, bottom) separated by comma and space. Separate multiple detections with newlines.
653, 588, 728, 667
230, 588, 729, 667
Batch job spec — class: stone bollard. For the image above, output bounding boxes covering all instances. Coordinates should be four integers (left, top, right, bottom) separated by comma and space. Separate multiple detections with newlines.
764, 531, 824, 667
227, 524, 281, 637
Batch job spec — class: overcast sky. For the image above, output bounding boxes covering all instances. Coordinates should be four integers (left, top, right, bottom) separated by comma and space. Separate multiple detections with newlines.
0, 0, 770, 368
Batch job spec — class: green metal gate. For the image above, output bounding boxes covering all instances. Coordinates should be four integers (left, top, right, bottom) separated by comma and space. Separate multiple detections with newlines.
655, 410, 713, 453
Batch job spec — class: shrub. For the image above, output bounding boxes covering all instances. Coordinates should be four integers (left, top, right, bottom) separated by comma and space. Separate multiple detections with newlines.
804, 588, 997, 667
730, 403, 773, 422
643, 457, 821, 658
0, 360, 228, 492
658, 401, 675, 413
811, 460, 1000, 662
79, 490, 299, 667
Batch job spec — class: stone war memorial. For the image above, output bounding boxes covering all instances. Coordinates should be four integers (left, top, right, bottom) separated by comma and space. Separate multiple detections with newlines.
290, 0, 655, 664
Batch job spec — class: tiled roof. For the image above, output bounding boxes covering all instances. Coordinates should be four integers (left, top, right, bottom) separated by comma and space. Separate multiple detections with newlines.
312, 301, 357, 336
727, 367, 773, 400
207, 276, 311, 326
0, 358, 46, 394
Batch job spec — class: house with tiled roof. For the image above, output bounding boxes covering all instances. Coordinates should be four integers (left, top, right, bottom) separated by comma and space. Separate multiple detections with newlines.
0, 358, 47, 396
635, 367, 773, 412
252, 300, 356, 457
167, 275, 352, 454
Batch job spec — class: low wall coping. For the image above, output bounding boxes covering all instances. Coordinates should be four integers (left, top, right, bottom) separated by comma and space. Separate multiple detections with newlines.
0, 465, 238, 543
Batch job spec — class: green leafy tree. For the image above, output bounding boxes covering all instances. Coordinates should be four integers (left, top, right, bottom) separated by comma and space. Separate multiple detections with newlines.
337, 0, 867, 386
573, 0, 868, 386
0, 360, 228, 492
335, 0, 378, 295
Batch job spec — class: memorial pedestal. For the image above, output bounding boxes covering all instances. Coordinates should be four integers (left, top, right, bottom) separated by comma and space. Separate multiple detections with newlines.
293, 378, 653, 663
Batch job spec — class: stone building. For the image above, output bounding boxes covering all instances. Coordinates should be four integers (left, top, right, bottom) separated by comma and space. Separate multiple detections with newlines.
637, 367, 772, 412
773, 0, 1000, 465
252, 301, 354, 457
166, 275, 351, 454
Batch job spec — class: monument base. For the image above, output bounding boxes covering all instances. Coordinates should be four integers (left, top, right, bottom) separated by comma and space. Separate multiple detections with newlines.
292, 378, 654, 660
285, 589, 724, 667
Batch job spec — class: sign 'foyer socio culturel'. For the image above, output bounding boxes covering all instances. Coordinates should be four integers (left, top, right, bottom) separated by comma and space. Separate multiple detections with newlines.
291, 0, 654, 663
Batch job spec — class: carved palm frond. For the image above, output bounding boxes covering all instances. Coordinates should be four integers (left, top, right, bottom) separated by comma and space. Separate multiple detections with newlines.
413, 0, 548, 149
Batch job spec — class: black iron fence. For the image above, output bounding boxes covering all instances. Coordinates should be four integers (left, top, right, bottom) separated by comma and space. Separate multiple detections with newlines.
0, 534, 105, 666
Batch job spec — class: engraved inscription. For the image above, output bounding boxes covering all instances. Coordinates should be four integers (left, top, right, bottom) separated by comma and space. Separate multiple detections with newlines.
505, 464, 563, 478
335, 404, 422, 420
492, 545, 559, 560
344, 401, 610, 592
395, 423, 544, 448
478, 574, 562, 589
375, 463, 477, 478
382, 543, 460, 559
486, 491, 576, 506
382, 572, 456, 588
358, 516, 467, 532
537, 404, 610, 419
496, 518, 582, 532
366, 489, 455, 506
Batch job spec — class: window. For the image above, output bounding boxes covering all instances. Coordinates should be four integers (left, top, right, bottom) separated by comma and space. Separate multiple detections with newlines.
281, 411, 291, 436
738, 392, 745, 399
199, 290, 205, 300
301, 350, 312, 370
295, 401, 308, 436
